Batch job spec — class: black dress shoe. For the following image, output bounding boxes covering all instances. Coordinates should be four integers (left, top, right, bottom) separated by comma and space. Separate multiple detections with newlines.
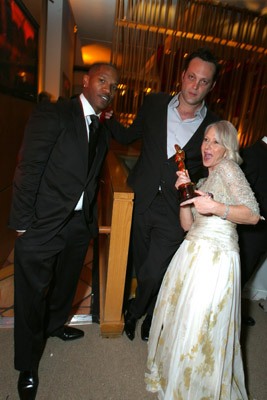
124, 311, 137, 341
18, 370, 39, 400
242, 314, 255, 326
141, 314, 152, 342
51, 326, 84, 341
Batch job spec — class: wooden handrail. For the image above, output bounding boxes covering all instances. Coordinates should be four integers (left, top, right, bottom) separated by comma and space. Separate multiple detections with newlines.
99, 226, 111, 234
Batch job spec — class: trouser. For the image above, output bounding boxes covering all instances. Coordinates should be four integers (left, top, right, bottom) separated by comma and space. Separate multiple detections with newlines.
129, 192, 184, 319
14, 212, 91, 371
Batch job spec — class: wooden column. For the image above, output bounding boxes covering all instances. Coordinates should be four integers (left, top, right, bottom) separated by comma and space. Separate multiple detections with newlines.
98, 150, 134, 337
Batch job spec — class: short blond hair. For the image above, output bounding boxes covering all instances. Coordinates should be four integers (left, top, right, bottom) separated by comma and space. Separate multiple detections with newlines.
205, 120, 242, 165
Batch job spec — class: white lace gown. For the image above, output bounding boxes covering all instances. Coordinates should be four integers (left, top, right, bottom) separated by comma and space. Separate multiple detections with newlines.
145, 159, 260, 400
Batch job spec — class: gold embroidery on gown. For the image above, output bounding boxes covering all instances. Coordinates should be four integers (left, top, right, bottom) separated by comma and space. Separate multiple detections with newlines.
145, 159, 260, 400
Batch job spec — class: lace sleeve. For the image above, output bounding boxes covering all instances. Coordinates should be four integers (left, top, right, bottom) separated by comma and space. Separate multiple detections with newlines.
217, 159, 260, 215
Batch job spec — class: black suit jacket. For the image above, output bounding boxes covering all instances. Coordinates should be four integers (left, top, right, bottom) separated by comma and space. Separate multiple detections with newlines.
241, 139, 267, 219
107, 93, 219, 222
238, 138, 267, 284
8, 97, 111, 243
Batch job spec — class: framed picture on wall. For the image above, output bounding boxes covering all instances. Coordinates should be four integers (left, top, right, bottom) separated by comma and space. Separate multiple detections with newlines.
0, 0, 39, 102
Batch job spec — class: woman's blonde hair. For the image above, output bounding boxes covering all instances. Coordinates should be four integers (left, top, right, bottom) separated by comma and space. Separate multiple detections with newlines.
204, 120, 242, 165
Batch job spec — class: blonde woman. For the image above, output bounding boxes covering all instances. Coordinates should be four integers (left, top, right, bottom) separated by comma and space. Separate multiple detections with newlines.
146, 121, 260, 399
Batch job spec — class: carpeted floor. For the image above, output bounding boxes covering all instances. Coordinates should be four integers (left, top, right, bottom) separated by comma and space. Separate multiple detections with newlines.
0, 298, 266, 400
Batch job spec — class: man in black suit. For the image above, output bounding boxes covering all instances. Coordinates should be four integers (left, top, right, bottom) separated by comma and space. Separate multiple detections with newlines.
106, 48, 221, 341
238, 136, 267, 325
8, 63, 119, 399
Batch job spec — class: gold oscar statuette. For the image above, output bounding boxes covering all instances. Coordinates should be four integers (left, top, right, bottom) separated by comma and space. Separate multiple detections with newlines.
174, 144, 196, 203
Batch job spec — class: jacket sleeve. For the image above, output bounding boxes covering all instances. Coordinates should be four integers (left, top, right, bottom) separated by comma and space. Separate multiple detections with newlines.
8, 102, 61, 230
105, 94, 153, 145
241, 142, 267, 218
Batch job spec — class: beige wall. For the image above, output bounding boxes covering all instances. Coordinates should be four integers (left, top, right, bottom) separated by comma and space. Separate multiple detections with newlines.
45, 0, 75, 99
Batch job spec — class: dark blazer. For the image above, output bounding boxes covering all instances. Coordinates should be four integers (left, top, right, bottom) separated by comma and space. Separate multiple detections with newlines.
238, 138, 267, 285
241, 139, 267, 219
8, 97, 111, 243
107, 93, 219, 221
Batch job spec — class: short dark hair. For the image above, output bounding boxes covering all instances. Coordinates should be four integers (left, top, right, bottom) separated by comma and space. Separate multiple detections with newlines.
88, 62, 119, 75
183, 47, 220, 83
38, 91, 51, 103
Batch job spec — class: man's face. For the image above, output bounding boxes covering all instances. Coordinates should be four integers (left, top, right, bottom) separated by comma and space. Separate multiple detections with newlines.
180, 57, 216, 107
83, 65, 119, 114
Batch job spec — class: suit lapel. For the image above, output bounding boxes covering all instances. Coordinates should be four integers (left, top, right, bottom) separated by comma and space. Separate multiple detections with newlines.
72, 97, 108, 184
183, 109, 211, 152
183, 122, 204, 152
158, 95, 172, 159
72, 97, 88, 172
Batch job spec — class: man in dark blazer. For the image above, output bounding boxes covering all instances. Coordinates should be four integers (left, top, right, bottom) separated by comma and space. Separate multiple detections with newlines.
106, 47, 221, 342
8, 63, 119, 399
238, 136, 267, 325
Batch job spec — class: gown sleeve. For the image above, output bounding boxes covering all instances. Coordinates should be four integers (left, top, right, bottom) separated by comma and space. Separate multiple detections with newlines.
217, 159, 260, 216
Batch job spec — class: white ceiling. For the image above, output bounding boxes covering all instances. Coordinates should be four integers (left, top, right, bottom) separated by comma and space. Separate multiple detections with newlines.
69, 0, 117, 47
